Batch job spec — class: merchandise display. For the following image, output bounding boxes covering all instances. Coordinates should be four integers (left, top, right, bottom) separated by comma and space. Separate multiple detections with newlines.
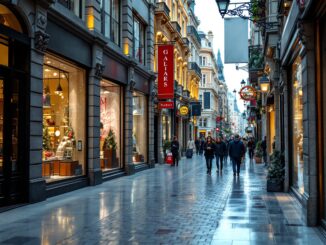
42, 54, 85, 182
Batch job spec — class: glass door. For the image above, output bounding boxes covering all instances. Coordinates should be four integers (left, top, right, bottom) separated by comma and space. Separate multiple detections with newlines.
0, 71, 25, 207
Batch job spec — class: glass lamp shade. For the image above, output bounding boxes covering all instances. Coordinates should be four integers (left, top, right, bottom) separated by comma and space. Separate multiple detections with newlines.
55, 81, 63, 95
43, 93, 51, 107
216, 0, 230, 17
259, 75, 270, 93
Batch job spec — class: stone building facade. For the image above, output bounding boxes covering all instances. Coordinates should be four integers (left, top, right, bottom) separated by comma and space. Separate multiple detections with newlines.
0, 0, 156, 207
257, 0, 326, 227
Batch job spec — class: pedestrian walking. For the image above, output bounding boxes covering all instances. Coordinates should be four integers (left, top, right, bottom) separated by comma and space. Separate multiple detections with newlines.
204, 136, 215, 175
199, 137, 205, 155
186, 138, 195, 158
195, 138, 200, 155
171, 136, 179, 167
261, 136, 267, 165
223, 137, 229, 164
215, 137, 227, 172
229, 134, 245, 177
247, 137, 255, 160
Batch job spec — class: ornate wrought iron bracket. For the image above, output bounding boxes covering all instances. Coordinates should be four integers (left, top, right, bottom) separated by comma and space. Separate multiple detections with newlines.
222, 1, 279, 29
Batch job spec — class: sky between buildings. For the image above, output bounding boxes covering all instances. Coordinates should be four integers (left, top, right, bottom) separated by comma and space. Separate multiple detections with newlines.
195, 0, 248, 112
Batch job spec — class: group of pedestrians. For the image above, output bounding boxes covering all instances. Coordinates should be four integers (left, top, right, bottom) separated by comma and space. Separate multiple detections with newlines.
169, 134, 247, 176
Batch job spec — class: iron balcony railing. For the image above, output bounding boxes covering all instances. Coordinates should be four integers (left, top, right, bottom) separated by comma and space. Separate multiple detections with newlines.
248, 45, 264, 72
187, 25, 201, 45
155, 2, 170, 18
188, 62, 202, 78
171, 21, 181, 35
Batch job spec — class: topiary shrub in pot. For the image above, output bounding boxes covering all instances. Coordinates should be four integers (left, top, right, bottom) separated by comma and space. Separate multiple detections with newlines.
254, 141, 263, 163
103, 129, 118, 168
267, 150, 284, 192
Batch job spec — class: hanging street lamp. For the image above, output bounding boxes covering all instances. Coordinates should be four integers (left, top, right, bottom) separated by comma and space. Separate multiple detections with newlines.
240, 79, 246, 87
259, 75, 270, 93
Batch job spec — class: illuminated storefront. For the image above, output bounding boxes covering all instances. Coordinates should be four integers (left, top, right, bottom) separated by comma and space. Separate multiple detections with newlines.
42, 54, 86, 182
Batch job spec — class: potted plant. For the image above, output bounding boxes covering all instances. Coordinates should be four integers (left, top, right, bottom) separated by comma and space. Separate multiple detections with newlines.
103, 129, 118, 168
267, 150, 284, 192
254, 141, 263, 163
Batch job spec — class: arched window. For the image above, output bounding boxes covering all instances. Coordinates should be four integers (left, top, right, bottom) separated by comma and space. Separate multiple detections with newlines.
0, 4, 23, 33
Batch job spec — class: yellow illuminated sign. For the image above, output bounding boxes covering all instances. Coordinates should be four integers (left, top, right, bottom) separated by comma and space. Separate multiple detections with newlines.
179, 106, 189, 116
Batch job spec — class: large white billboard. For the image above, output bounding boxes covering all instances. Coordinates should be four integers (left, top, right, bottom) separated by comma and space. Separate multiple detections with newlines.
224, 18, 249, 64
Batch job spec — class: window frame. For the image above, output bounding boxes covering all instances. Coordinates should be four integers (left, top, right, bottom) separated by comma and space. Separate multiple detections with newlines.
133, 15, 146, 65
100, 0, 121, 46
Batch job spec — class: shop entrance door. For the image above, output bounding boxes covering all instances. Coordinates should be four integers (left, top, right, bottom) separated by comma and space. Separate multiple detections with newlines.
0, 70, 27, 207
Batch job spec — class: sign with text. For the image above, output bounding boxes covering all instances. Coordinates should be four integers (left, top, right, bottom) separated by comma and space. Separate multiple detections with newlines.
158, 101, 174, 109
158, 45, 174, 99
179, 106, 189, 116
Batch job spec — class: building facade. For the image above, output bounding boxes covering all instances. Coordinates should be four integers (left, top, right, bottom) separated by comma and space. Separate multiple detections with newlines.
198, 31, 221, 139
252, 0, 326, 228
0, 0, 156, 207
154, 0, 200, 162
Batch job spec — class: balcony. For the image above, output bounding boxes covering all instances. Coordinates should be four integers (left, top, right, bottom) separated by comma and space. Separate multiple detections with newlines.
187, 25, 201, 46
182, 37, 189, 47
188, 62, 202, 78
155, 2, 170, 20
171, 21, 181, 35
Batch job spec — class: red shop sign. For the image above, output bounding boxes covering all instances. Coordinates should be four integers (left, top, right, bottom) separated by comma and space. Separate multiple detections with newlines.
158, 45, 174, 99
158, 101, 174, 109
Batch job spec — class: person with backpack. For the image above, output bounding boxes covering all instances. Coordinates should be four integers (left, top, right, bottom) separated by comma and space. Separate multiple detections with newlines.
215, 137, 227, 172
204, 136, 215, 175
229, 134, 246, 176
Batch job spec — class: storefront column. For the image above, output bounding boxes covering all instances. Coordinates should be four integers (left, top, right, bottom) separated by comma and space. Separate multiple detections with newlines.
124, 65, 135, 175
28, 3, 52, 203
88, 45, 104, 186
148, 76, 156, 167
158, 110, 164, 164
274, 86, 282, 152
281, 68, 290, 192
300, 21, 318, 226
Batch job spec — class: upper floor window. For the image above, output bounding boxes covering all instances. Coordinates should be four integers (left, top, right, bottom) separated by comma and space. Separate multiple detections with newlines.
201, 74, 206, 87
200, 56, 207, 66
208, 42, 212, 47
58, 0, 85, 19
101, 0, 120, 46
203, 118, 207, 127
133, 16, 145, 64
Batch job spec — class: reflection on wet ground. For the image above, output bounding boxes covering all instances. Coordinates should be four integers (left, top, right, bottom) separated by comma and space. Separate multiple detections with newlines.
0, 155, 324, 244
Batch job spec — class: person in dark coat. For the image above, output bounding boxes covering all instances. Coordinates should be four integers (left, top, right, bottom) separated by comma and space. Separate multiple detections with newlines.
261, 136, 267, 165
195, 138, 200, 155
171, 136, 180, 167
247, 137, 255, 160
204, 136, 215, 175
199, 137, 205, 155
215, 137, 227, 172
229, 134, 245, 176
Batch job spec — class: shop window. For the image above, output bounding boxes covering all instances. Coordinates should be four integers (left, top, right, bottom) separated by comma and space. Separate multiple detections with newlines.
100, 80, 122, 171
133, 16, 145, 65
101, 0, 120, 45
162, 114, 171, 141
42, 54, 86, 182
0, 4, 23, 33
58, 0, 85, 19
203, 118, 207, 127
132, 91, 148, 164
0, 36, 8, 66
291, 55, 304, 194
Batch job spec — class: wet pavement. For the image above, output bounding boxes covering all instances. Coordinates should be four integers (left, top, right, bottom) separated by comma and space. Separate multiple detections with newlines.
0, 155, 324, 245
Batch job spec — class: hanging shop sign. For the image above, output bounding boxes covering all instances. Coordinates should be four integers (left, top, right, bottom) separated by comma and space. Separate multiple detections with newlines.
158, 45, 174, 99
158, 101, 174, 109
190, 102, 201, 116
179, 105, 189, 116
239, 86, 257, 101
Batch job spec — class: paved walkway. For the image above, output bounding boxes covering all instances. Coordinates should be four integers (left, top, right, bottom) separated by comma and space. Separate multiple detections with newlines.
0, 155, 324, 245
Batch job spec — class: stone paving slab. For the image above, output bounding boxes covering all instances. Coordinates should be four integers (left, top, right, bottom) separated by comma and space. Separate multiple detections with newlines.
0, 155, 325, 245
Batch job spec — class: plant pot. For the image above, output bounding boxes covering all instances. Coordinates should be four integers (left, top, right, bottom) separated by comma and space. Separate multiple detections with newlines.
104, 149, 117, 168
267, 179, 283, 192
254, 156, 262, 163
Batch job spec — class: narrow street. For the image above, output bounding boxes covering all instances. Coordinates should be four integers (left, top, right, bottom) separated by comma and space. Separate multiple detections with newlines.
0, 156, 324, 245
